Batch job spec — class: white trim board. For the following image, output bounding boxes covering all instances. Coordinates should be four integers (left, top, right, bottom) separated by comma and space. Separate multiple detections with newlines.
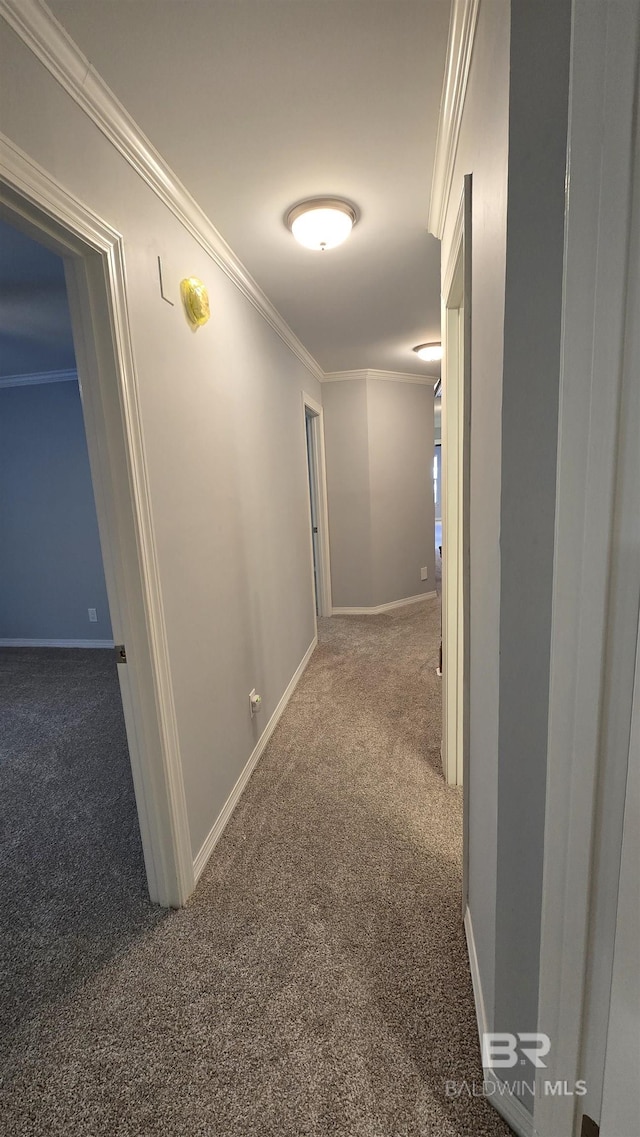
0, 0, 324, 386
440, 180, 469, 791
428, 0, 481, 240
464, 906, 487, 1046
0, 368, 77, 388
332, 591, 437, 616
323, 369, 438, 386
464, 908, 536, 1137
193, 635, 317, 883
0, 637, 114, 648
302, 391, 333, 620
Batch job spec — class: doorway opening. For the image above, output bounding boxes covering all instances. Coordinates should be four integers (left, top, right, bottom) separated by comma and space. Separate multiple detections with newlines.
302, 392, 332, 620
0, 219, 114, 648
0, 217, 145, 888
1, 145, 193, 907
306, 409, 320, 616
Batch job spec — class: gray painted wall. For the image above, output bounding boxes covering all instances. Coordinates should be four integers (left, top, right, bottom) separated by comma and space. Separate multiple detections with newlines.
367, 379, 435, 607
442, 0, 572, 1111
323, 380, 374, 607
0, 380, 112, 642
0, 20, 321, 860
323, 378, 435, 609
495, 0, 571, 1054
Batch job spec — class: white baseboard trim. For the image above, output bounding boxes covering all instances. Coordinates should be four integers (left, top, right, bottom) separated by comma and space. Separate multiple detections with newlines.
193, 635, 318, 883
464, 907, 536, 1137
483, 1068, 536, 1137
0, 368, 77, 389
464, 906, 488, 1043
0, 637, 115, 649
332, 591, 437, 616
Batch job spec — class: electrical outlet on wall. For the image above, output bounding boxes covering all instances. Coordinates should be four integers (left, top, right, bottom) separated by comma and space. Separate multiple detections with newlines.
420, 567, 428, 581
88, 608, 98, 622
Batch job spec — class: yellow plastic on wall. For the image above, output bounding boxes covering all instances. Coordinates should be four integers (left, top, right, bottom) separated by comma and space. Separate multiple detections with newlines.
180, 277, 210, 329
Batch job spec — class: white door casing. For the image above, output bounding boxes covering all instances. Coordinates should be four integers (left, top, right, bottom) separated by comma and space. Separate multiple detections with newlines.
441, 182, 471, 795
301, 392, 332, 620
0, 133, 194, 907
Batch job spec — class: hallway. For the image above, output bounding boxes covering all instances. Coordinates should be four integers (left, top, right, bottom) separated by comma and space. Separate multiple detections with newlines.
1, 606, 511, 1137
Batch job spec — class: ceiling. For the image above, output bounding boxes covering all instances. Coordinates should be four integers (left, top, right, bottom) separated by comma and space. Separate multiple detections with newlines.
0, 217, 76, 378
47, 0, 449, 378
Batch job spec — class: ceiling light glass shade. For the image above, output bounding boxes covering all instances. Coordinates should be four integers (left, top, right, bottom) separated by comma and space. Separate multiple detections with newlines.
286, 199, 357, 251
413, 343, 443, 362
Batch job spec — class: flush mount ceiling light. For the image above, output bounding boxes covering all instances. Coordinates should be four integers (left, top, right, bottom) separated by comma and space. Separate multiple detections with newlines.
413, 342, 443, 363
286, 197, 358, 251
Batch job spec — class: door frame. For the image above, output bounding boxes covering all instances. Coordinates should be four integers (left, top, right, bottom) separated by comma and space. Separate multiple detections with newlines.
301, 392, 332, 620
0, 133, 194, 908
441, 180, 471, 809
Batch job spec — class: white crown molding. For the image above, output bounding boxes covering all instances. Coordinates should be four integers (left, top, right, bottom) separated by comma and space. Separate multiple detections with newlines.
0, 368, 77, 388
368, 368, 438, 386
323, 368, 438, 386
322, 370, 368, 383
428, 0, 481, 240
0, 0, 324, 385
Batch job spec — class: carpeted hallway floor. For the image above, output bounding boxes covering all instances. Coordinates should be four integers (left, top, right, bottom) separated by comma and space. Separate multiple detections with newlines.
0, 604, 512, 1137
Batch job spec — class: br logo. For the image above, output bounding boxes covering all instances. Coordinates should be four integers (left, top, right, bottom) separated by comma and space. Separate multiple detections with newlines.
482, 1033, 551, 1069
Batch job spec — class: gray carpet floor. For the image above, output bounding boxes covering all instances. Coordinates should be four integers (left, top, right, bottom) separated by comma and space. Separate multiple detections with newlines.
0, 606, 512, 1136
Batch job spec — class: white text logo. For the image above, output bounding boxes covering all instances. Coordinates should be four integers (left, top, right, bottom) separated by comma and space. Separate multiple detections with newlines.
482, 1032, 551, 1069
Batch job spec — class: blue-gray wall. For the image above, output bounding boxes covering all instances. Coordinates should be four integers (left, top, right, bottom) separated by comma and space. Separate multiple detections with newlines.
0, 217, 76, 378
0, 379, 112, 642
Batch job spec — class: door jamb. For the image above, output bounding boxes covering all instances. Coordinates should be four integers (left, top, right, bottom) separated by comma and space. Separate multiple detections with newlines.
0, 133, 194, 908
301, 392, 332, 620
441, 182, 471, 810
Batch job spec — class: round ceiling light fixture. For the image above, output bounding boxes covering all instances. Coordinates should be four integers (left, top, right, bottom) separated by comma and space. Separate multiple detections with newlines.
286, 197, 358, 251
413, 342, 443, 363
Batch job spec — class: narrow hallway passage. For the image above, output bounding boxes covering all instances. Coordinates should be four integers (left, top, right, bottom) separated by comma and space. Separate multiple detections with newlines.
1, 604, 512, 1137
